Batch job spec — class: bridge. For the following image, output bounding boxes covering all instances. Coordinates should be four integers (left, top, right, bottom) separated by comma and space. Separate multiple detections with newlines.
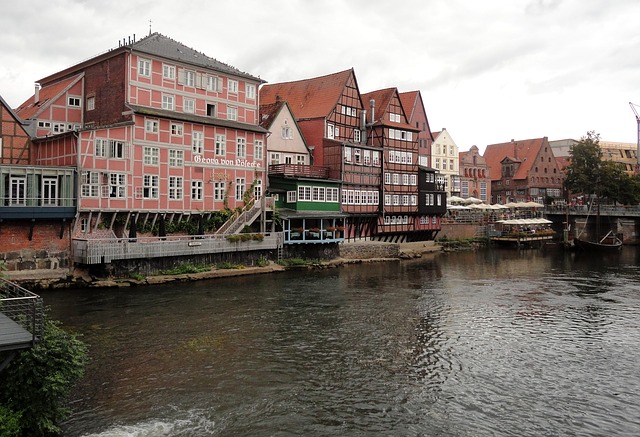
0, 278, 44, 372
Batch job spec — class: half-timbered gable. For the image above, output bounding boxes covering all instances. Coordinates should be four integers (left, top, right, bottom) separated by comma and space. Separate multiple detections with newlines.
1, 95, 31, 164
400, 91, 434, 168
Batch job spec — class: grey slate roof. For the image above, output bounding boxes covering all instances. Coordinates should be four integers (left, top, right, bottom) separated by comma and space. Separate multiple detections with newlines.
129, 33, 264, 83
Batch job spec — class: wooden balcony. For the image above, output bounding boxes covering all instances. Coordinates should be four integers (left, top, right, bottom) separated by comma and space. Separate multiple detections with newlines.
72, 233, 283, 264
269, 164, 329, 179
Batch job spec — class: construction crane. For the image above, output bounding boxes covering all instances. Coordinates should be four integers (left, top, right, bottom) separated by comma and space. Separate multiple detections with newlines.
630, 102, 640, 173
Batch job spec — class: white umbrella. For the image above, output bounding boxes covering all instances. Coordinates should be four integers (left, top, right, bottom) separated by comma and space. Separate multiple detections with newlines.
462, 196, 483, 204
447, 195, 465, 204
447, 204, 471, 210
523, 201, 545, 208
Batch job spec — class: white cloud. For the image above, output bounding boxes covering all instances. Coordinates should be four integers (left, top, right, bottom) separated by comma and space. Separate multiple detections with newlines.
1, 0, 638, 151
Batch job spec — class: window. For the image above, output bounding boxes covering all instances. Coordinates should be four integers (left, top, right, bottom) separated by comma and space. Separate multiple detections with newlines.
68, 97, 81, 107
227, 106, 237, 121
8, 176, 26, 205
327, 124, 335, 139
143, 146, 159, 165
384, 172, 391, 184
109, 173, 126, 198
170, 123, 183, 136
254, 140, 263, 160
192, 131, 204, 154
236, 138, 246, 158
185, 70, 196, 87
392, 173, 400, 185
254, 179, 263, 199
410, 174, 417, 185
41, 177, 57, 206
327, 187, 339, 202
86, 96, 95, 111
353, 129, 361, 143
184, 98, 195, 114
206, 75, 220, 92
281, 126, 293, 139
163, 64, 175, 79
270, 152, 280, 164
110, 140, 125, 158
354, 148, 361, 164
384, 194, 391, 206
143, 175, 159, 198
169, 149, 184, 167
393, 195, 400, 205
228, 79, 238, 93
373, 151, 381, 166
191, 180, 203, 200
298, 186, 312, 201
95, 138, 107, 157
246, 84, 256, 99
402, 195, 409, 206
363, 149, 371, 165
287, 191, 297, 203
168, 176, 183, 200
389, 113, 401, 122
214, 181, 226, 201
138, 58, 151, 77
81, 172, 99, 197
145, 119, 159, 133
162, 95, 175, 110
402, 174, 409, 185
312, 187, 325, 201
215, 135, 226, 156
344, 146, 352, 163
296, 155, 306, 165
207, 103, 217, 117
235, 178, 246, 200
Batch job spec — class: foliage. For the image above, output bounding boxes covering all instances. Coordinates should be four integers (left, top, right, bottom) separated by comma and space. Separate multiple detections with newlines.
129, 272, 146, 281
277, 258, 321, 267
216, 262, 244, 270
564, 131, 640, 205
256, 255, 269, 267
0, 317, 89, 436
0, 405, 21, 437
158, 263, 210, 275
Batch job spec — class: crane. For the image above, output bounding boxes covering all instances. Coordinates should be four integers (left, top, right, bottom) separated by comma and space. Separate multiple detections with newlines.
630, 102, 640, 173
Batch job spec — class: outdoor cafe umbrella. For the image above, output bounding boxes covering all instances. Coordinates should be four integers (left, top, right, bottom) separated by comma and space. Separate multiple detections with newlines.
448, 195, 465, 204
462, 196, 483, 204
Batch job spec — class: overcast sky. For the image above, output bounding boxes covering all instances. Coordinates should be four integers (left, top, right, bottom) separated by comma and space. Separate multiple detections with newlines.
2, 0, 639, 151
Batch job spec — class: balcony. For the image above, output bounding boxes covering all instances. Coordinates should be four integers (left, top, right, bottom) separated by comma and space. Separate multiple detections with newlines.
0, 278, 44, 356
269, 164, 329, 179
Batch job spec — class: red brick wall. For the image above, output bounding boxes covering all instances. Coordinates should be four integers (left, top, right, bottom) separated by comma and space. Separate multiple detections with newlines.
83, 52, 128, 127
1, 221, 72, 271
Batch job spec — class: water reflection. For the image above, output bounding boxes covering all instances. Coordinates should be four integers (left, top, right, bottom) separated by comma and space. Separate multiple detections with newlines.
39, 247, 640, 436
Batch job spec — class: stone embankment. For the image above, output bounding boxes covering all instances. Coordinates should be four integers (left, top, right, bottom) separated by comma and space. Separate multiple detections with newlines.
4, 241, 441, 290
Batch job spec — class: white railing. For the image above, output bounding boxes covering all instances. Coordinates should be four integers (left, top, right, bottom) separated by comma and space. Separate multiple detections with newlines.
73, 233, 282, 264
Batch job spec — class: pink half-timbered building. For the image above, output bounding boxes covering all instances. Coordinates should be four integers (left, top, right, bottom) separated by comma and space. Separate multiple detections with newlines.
16, 33, 267, 239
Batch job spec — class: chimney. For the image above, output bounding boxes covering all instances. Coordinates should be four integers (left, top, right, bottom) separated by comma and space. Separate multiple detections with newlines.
34, 83, 41, 102
369, 99, 375, 124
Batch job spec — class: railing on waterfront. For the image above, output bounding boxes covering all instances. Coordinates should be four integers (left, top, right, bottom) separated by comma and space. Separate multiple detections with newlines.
269, 164, 330, 179
0, 278, 44, 350
72, 233, 283, 264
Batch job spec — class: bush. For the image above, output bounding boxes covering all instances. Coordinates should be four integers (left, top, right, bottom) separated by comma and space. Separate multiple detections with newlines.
158, 263, 209, 275
0, 316, 88, 436
256, 255, 269, 267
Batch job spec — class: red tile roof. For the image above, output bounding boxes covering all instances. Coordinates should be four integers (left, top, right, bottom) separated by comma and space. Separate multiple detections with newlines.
15, 74, 83, 120
483, 137, 548, 181
259, 69, 354, 119
259, 100, 285, 129
361, 87, 415, 130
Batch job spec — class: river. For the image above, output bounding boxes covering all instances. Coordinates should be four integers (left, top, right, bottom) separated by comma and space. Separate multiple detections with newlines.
41, 247, 640, 436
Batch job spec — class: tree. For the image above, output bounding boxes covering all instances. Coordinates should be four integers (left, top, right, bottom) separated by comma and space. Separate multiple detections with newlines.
564, 131, 640, 205
0, 316, 88, 436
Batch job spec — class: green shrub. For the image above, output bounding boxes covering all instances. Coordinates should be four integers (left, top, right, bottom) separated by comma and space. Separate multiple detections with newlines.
159, 263, 209, 275
256, 255, 269, 267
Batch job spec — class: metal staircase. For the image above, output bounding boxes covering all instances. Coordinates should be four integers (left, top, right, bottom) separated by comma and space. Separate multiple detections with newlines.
215, 198, 263, 235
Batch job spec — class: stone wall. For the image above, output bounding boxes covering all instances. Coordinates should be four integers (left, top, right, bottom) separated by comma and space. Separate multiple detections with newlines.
339, 241, 399, 259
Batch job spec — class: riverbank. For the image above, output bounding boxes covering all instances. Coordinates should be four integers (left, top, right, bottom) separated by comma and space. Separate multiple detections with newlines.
4, 240, 442, 290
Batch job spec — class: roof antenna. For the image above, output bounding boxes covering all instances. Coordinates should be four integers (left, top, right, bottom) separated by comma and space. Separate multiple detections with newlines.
148, 19, 152, 36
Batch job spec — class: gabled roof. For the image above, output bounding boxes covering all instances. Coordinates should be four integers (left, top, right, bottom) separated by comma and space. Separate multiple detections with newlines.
259, 100, 285, 130
483, 137, 548, 181
259, 69, 355, 119
399, 90, 435, 141
361, 87, 416, 130
129, 33, 263, 83
15, 73, 84, 120
0, 94, 27, 127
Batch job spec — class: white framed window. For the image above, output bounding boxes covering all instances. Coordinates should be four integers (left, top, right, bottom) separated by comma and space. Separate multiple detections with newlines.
163, 64, 175, 79
373, 151, 381, 166
207, 103, 217, 117
95, 138, 108, 157
402, 174, 409, 185
86, 96, 95, 111
206, 75, 220, 92
42, 177, 57, 205
215, 135, 226, 156
185, 70, 196, 87
363, 149, 371, 166
184, 98, 195, 114
402, 195, 409, 206
81, 172, 99, 197
347, 190, 355, 204
312, 187, 325, 202
281, 126, 293, 139
162, 95, 174, 111
143, 175, 159, 198
393, 195, 400, 205
287, 191, 297, 203
110, 140, 125, 159
254, 140, 263, 160
68, 97, 81, 107
354, 148, 361, 164
410, 195, 417, 205
170, 123, 183, 136
327, 124, 335, 139
192, 131, 204, 154
410, 174, 417, 185
143, 146, 159, 165
344, 146, 352, 163
326, 187, 339, 202
246, 84, 256, 99
235, 177, 246, 200
353, 129, 361, 143
107, 173, 126, 198
169, 149, 184, 167
191, 180, 203, 200
296, 155, 306, 165
236, 137, 246, 158
227, 106, 237, 121
228, 79, 238, 93
392, 173, 400, 185
270, 152, 280, 164
254, 179, 262, 199
384, 172, 391, 184
384, 194, 391, 206
8, 176, 26, 205
213, 181, 226, 201
298, 186, 312, 201
168, 176, 183, 200
138, 58, 151, 77
145, 119, 159, 133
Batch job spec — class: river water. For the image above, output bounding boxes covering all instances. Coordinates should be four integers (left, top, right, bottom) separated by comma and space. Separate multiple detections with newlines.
41, 247, 640, 436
